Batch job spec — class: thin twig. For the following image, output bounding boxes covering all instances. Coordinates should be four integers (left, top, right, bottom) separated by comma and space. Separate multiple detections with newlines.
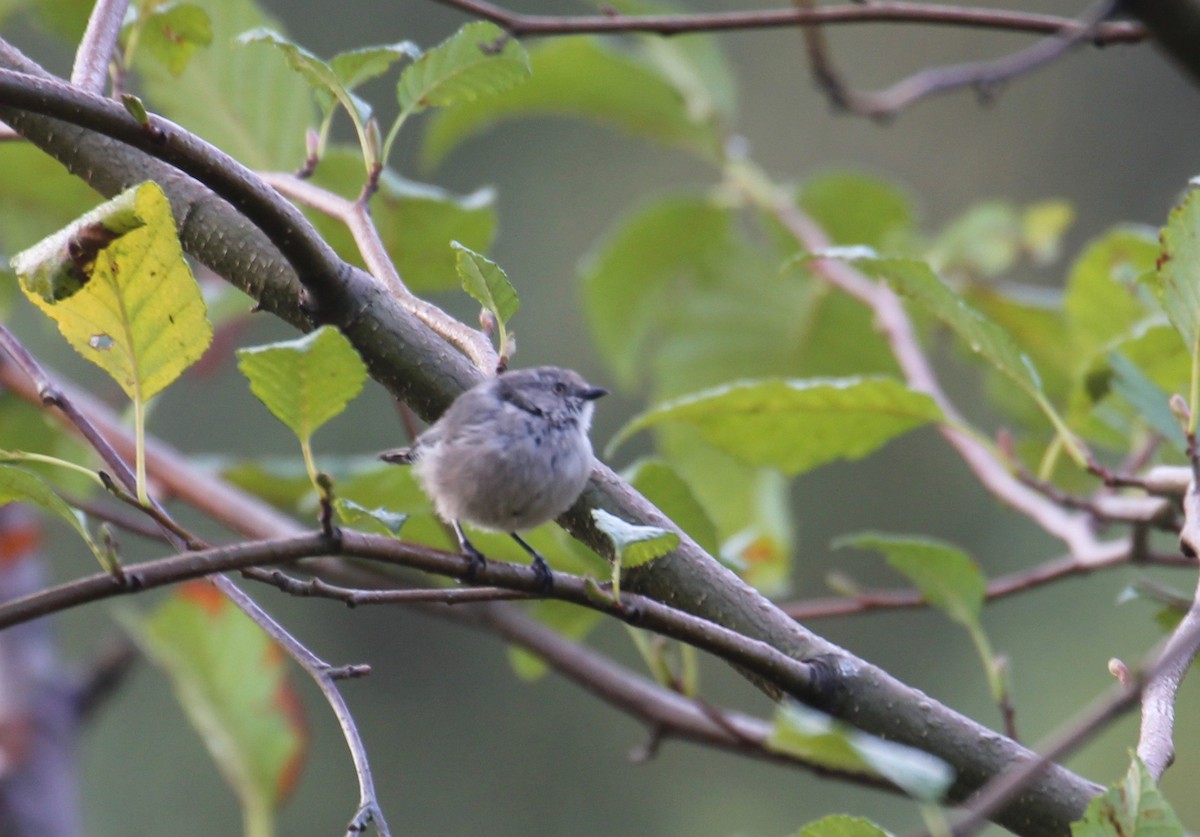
215, 576, 391, 836
430, 0, 1144, 42
783, 549, 1193, 621
0, 531, 822, 703
1135, 479, 1200, 779
71, 0, 128, 93
827, 0, 1120, 118
245, 566, 532, 605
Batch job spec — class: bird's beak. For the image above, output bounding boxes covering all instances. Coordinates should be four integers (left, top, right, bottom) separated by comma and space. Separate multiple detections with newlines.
581, 386, 608, 401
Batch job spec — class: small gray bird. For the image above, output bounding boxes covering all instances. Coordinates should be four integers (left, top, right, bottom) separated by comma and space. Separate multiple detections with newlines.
380, 366, 607, 589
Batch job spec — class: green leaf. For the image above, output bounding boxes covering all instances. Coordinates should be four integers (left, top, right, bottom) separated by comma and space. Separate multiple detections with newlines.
591, 508, 679, 571
851, 256, 1043, 394
330, 42, 422, 90
582, 196, 736, 388
1064, 226, 1159, 358
1154, 187, 1200, 417
625, 458, 719, 556
1161, 197, 1200, 328
235, 28, 352, 109
122, 583, 307, 832
1071, 756, 1183, 837
798, 171, 914, 250
453, 241, 518, 358
236, 325, 367, 444
12, 181, 213, 402
397, 21, 529, 116
1021, 200, 1075, 265
930, 201, 1021, 278
422, 36, 721, 168
836, 254, 1085, 461
768, 703, 953, 802
334, 498, 408, 536
610, 377, 942, 476
835, 533, 985, 627
137, 0, 315, 169
795, 815, 892, 837
0, 464, 106, 569
132, 3, 213, 76
1106, 351, 1187, 450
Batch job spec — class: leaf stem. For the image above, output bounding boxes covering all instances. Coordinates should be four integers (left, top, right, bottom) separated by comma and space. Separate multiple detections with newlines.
0, 450, 105, 484
134, 396, 148, 505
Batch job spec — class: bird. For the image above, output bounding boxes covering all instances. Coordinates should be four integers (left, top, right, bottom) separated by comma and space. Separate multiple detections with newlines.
380, 366, 607, 590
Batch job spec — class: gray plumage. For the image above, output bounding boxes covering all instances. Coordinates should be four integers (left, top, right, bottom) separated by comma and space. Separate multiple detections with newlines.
380, 366, 606, 587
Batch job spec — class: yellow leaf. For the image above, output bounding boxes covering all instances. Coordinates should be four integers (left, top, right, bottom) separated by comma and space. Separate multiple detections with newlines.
14, 181, 212, 402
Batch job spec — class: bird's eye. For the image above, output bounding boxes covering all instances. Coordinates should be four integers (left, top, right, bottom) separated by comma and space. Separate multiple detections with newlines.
553, 382, 567, 395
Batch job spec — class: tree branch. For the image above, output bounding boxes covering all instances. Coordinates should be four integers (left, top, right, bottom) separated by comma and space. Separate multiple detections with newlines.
430, 0, 1144, 42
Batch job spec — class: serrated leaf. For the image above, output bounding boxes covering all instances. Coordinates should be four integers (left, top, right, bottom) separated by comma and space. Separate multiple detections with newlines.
452, 241, 518, 323
835, 533, 985, 627
334, 498, 407, 536
236, 325, 367, 444
625, 458, 718, 556
137, 0, 315, 169
422, 36, 721, 168
591, 508, 679, 570
453, 241, 517, 357
330, 42, 422, 89
13, 181, 212, 402
1155, 188, 1200, 379
768, 703, 953, 802
235, 28, 348, 109
133, 2, 213, 76
1106, 351, 1186, 450
1065, 226, 1158, 358
121, 582, 307, 830
397, 21, 529, 116
795, 815, 892, 837
846, 256, 1044, 395
1071, 756, 1183, 836
610, 377, 942, 476
832, 254, 1086, 461
0, 464, 105, 568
